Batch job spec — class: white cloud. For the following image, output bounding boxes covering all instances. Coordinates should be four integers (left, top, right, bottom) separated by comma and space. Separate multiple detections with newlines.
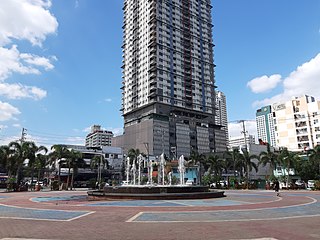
12, 123, 21, 128
104, 98, 112, 102
0, 0, 58, 128
83, 126, 91, 133
0, 45, 39, 80
0, 45, 56, 81
253, 53, 320, 107
0, 0, 58, 46
0, 125, 8, 130
228, 121, 257, 140
75, 0, 79, 8
247, 74, 282, 93
0, 101, 21, 121
109, 127, 123, 136
0, 82, 47, 100
20, 53, 55, 70
65, 136, 85, 145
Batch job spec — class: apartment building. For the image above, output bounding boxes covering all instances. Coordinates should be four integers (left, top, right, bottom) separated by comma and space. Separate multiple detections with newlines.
273, 95, 320, 151
215, 90, 228, 148
120, 0, 226, 157
85, 125, 113, 148
256, 105, 276, 146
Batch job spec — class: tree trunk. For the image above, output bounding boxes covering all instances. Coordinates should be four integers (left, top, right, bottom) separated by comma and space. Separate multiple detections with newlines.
66, 163, 71, 191
71, 171, 74, 190
246, 163, 250, 189
58, 163, 61, 190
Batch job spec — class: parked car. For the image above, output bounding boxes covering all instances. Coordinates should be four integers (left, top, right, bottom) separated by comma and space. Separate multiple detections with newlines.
185, 179, 194, 186
307, 180, 316, 189
294, 180, 306, 189
36, 181, 43, 186
26, 180, 38, 186
210, 181, 226, 189
121, 181, 129, 186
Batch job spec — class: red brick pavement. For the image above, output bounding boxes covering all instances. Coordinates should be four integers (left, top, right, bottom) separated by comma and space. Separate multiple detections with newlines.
0, 190, 319, 240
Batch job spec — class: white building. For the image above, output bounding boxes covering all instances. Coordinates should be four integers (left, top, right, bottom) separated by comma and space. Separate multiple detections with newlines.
271, 95, 320, 151
215, 90, 229, 147
62, 145, 123, 168
119, 0, 226, 157
85, 125, 113, 148
228, 135, 256, 149
256, 105, 276, 146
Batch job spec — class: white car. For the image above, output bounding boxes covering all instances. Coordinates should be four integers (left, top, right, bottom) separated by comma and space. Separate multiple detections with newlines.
210, 181, 226, 188
307, 180, 315, 189
185, 180, 194, 186
36, 181, 43, 186
121, 181, 129, 186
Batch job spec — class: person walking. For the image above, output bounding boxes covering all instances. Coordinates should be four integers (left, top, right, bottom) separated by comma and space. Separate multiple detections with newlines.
274, 179, 280, 196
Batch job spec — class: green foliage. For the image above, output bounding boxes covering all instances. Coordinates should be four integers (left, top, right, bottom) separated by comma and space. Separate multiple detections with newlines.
171, 175, 178, 185
202, 174, 213, 186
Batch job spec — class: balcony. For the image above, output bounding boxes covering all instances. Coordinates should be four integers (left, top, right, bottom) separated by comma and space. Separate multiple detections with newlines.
295, 122, 307, 128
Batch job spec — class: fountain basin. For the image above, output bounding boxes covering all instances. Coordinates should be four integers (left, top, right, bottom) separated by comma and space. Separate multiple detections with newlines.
87, 185, 225, 200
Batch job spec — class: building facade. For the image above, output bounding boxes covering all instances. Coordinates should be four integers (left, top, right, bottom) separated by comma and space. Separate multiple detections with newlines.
85, 125, 113, 148
228, 135, 256, 150
215, 90, 228, 148
273, 95, 320, 151
120, 0, 226, 157
256, 105, 276, 146
255, 95, 320, 151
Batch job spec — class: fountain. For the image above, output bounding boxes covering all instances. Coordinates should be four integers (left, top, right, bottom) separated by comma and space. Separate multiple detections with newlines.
178, 155, 186, 185
87, 154, 225, 200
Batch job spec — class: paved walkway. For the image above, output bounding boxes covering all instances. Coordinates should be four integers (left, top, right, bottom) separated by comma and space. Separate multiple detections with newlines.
0, 190, 319, 240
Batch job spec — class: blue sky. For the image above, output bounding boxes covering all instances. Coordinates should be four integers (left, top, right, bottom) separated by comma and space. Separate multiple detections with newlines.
0, 0, 319, 147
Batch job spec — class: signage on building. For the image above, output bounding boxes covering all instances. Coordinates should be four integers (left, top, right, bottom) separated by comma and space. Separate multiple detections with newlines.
272, 103, 286, 111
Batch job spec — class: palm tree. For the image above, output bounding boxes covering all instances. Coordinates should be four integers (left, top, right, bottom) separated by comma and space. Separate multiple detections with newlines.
127, 148, 141, 165
309, 145, 320, 175
8, 141, 38, 184
90, 154, 108, 189
207, 154, 225, 187
34, 151, 48, 185
25, 143, 47, 189
0, 145, 14, 179
259, 143, 279, 178
239, 150, 258, 189
224, 148, 242, 186
49, 145, 69, 188
278, 148, 300, 188
189, 150, 206, 185
65, 149, 83, 190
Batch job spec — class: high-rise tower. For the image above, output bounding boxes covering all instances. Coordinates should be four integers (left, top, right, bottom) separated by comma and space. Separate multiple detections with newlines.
256, 106, 276, 146
121, 0, 224, 157
215, 90, 228, 148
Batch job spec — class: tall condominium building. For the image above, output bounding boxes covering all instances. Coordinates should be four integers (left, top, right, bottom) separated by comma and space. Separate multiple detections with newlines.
121, 0, 225, 157
273, 95, 320, 151
256, 105, 276, 146
215, 90, 228, 148
85, 125, 113, 148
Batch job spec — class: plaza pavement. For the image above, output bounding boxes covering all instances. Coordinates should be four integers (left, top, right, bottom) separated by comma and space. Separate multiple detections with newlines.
0, 189, 319, 240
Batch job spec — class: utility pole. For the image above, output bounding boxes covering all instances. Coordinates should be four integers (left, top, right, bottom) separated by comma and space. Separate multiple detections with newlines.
20, 128, 27, 143
239, 120, 248, 151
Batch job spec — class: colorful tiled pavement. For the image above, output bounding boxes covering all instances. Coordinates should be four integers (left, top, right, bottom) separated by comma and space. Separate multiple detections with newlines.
0, 190, 319, 240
